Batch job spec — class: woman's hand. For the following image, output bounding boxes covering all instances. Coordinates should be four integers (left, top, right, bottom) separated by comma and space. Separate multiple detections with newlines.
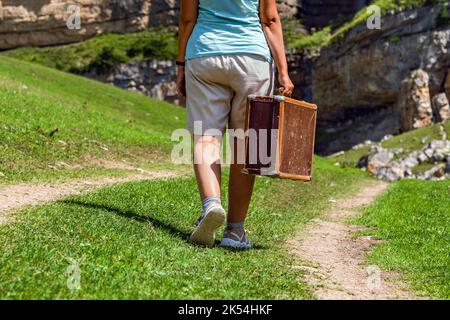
278, 72, 294, 97
176, 65, 186, 97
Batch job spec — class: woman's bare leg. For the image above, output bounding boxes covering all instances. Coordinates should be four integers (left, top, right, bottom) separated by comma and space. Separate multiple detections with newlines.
189, 135, 225, 247
227, 137, 255, 222
228, 164, 255, 222
193, 135, 222, 200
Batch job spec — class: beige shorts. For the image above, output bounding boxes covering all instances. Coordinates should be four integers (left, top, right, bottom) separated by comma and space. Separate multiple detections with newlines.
185, 54, 275, 135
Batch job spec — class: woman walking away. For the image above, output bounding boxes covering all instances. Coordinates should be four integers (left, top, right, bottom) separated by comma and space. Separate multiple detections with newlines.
176, 0, 294, 249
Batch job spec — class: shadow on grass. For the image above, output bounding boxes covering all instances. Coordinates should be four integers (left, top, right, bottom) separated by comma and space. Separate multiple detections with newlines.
60, 199, 267, 251
61, 199, 191, 240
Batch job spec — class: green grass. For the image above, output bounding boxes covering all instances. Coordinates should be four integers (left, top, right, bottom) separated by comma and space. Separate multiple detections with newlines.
0, 157, 369, 299
355, 179, 450, 299
289, 0, 447, 51
0, 56, 185, 183
2, 28, 178, 74
332, 121, 450, 166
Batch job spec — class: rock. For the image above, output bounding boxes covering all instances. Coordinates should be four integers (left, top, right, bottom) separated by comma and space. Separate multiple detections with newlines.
426, 140, 450, 162
398, 69, 433, 132
432, 93, 450, 122
445, 71, 450, 99
372, 163, 405, 182
366, 146, 396, 177
423, 164, 446, 179
417, 152, 428, 163
381, 134, 394, 142
149, 0, 179, 26
400, 154, 419, 169
424, 148, 434, 159
84, 58, 180, 105
393, 148, 404, 156
352, 143, 365, 150
329, 151, 345, 157
368, 146, 394, 164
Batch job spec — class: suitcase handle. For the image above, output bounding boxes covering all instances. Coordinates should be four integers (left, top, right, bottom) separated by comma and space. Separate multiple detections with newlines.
276, 87, 292, 97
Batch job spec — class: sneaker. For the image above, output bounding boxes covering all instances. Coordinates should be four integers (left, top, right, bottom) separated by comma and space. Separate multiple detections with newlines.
188, 202, 225, 248
220, 228, 252, 250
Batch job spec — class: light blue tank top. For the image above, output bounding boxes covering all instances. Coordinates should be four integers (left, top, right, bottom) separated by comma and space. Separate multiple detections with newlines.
185, 0, 272, 62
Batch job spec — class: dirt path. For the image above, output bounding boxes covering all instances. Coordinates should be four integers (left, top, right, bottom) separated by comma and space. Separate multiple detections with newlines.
287, 182, 421, 300
0, 170, 180, 225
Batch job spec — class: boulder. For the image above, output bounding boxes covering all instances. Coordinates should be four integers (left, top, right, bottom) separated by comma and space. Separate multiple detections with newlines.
398, 69, 433, 132
423, 164, 446, 179
432, 93, 450, 122
372, 163, 406, 183
366, 146, 395, 176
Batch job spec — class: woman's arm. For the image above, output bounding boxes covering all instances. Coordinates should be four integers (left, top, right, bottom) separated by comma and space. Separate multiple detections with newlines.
177, 0, 199, 97
259, 0, 294, 97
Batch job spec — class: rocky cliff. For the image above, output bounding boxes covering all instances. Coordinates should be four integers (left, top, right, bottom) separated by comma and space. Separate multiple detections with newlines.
0, 0, 181, 50
0, 0, 367, 50
311, 3, 450, 154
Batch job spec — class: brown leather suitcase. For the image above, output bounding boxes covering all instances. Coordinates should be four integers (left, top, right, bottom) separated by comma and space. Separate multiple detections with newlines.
242, 95, 317, 181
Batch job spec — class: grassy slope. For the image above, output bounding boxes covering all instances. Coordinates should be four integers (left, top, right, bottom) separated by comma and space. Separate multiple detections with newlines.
1, 27, 447, 299
0, 158, 369, 299
0, 56, 185, 183
0, 53, 373, 299
355, 179, 450, 299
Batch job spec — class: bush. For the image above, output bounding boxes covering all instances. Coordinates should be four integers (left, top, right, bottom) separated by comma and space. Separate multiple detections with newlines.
89, 46, 128, 73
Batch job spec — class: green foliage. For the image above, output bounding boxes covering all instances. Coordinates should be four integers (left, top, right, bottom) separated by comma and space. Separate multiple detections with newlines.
90, 46, 128, 73
356, 179, 450, 299
2, 28, 178, 74
289, 27, 331, 52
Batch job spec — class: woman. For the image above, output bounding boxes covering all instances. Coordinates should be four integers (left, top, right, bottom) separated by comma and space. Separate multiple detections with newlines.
176, 0, 294, 249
